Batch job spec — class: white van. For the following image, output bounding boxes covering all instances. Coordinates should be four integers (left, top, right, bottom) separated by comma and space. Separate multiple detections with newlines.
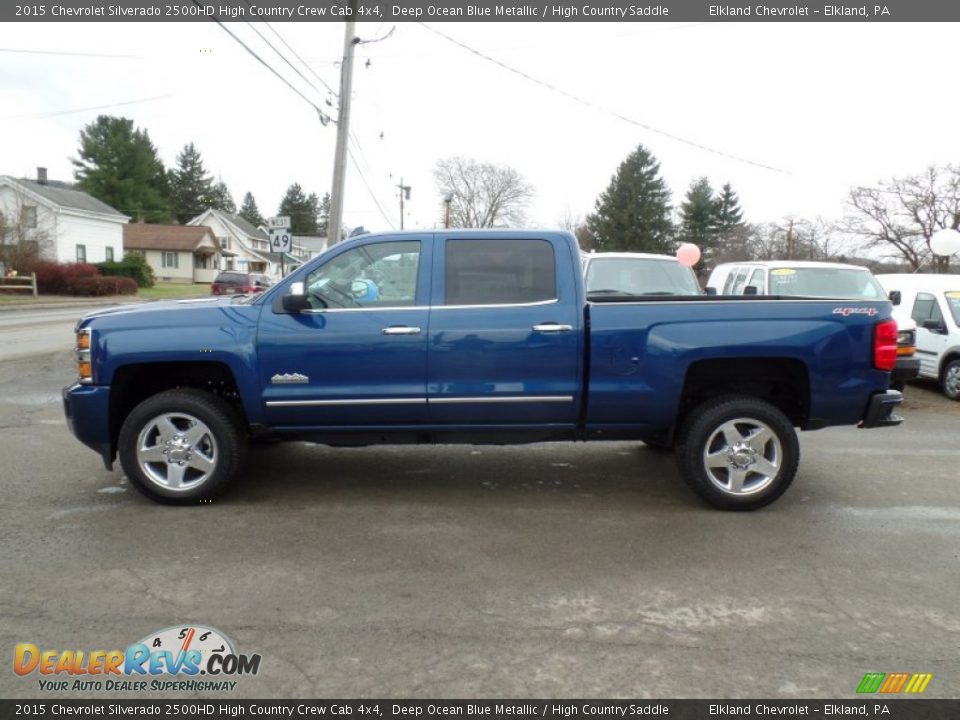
875, 274, 960, 400
707, 261, 920, 389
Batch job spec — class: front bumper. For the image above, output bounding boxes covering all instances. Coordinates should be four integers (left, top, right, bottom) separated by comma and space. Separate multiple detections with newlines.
62, 383, 114, 470
859, 390, 903, 429
891, 355, 921, 384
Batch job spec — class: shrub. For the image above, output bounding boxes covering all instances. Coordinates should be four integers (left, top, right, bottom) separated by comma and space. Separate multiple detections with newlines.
121, 252, 155, 288
66, 276, 138, 297
26, 261, 99, 295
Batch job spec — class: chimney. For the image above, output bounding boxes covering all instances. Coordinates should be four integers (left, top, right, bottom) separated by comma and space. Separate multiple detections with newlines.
37, 167, 48, 185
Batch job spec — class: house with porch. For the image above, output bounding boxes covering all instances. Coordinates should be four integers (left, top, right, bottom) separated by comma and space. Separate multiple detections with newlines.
0, 169, 128, 266
188, 209, 285, 279
123, 223, 228, 284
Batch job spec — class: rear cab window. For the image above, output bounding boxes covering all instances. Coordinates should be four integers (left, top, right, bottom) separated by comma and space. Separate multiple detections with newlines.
443, 238, 556, 306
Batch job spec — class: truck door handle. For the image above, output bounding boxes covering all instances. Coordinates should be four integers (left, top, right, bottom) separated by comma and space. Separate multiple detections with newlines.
532, 323, 573, 333
381, 326, 422, 335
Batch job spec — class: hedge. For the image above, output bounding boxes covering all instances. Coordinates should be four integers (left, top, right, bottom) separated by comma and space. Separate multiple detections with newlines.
67, 276, 139, 297
27, 261, 100, 295
97, 254, 155, 288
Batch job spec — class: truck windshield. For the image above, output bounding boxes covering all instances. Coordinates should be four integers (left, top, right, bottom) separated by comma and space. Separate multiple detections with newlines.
585, 258, 700, 296
768, 267, 886, 299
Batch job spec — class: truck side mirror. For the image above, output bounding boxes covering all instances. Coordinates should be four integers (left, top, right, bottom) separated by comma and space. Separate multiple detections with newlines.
922, 318, 946, 334
705, 286, 717, 295
888, 290, 901, 306
281, 281, 310, 313
744, 285, 759, 295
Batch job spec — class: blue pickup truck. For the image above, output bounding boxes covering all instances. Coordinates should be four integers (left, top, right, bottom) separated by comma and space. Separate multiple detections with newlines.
64, 230, 903, 510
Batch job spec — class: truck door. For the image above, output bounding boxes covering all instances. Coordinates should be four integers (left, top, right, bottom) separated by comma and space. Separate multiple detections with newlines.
257, 236, 431, 427
426, 235, 582, 426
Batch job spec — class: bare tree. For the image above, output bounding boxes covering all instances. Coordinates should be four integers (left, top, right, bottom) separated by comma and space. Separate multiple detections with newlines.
847, 165, 960, 272
434, 157, 534, 228
558, 206, 593, 251
0, 191, 55, 270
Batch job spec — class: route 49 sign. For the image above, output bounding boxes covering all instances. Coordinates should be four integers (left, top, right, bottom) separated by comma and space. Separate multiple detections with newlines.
269, 227, 291, 253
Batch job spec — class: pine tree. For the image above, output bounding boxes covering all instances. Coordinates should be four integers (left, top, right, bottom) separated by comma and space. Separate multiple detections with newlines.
278, 183, 319, 235
170, 142, 215, 224
316, 192, 331, 237
72, 115, 172, 222
679, 177, 719, 263
210, 180, 236, 214
585, 145, 673, 253
713, 182, 747, 259
238, 192, 265, 228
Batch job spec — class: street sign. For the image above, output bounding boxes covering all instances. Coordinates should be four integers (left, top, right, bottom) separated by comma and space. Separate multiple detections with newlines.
269, 227, 292, 254
268, 216, 291, 230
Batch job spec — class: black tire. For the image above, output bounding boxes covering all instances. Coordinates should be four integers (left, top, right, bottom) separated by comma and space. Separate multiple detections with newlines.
675, 395, 799, 511
941, 359, 960, 401
118, 389, 246, 504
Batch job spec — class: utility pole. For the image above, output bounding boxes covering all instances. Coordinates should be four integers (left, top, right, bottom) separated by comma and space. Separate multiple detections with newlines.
396, 178, 411, 230
785, 218, 795, 260
443, 192, 453, 228
327, 0, 359, 247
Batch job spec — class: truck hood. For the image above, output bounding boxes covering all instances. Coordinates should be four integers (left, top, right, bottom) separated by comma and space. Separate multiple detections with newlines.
76, 297, 255, 328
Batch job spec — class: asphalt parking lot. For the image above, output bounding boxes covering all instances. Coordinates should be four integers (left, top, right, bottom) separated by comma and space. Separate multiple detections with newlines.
1, 350, 958, 699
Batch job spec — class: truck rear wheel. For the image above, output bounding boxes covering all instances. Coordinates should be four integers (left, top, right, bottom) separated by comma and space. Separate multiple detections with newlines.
118, 389, 245, 504
942, 359, 960, 401
675, 395, 799, 511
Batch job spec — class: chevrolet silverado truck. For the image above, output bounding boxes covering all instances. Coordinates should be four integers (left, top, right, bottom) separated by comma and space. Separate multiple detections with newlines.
63, 230, 903, 510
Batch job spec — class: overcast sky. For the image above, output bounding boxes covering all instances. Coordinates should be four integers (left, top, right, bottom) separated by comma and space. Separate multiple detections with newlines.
2, 21, 958, 234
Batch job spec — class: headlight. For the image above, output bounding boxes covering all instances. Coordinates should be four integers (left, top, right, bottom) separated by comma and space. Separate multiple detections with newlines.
75, 328, 93, 383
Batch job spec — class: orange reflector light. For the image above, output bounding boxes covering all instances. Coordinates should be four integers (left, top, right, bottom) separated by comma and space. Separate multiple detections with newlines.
77, 332, 90, 349
78, 362, 92, 380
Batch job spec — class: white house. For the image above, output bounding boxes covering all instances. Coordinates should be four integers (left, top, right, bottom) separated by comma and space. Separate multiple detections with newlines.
0, 170, 128, 264
124, 222, 228, 284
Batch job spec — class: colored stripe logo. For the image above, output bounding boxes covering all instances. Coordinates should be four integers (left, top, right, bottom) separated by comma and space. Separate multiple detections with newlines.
857, 672, 933, 694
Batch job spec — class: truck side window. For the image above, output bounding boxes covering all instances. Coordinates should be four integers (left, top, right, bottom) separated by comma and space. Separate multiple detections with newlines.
444, 239, 556, 306
911, 292, 943, 325
305, 241, 420, 308
730, 267, 750, 294
747, 268, 765, 292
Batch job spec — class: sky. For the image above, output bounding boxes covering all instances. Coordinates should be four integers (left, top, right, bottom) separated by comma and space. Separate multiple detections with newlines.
2, 21, 960, 235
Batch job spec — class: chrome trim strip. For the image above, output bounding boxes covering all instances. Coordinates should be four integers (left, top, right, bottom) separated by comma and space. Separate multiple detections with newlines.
302, 305, 427, 314
434, 298, 559, 310
429, 396, 574, 404
266, 398, 428, 407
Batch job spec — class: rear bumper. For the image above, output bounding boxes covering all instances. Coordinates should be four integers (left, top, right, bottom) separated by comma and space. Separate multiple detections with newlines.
859, 390, 904, 429
891, 356, 921, 384
62, 383, 114, 470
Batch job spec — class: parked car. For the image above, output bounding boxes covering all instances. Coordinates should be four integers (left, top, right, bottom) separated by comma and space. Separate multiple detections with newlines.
582, 251, 702, 297
876, 274, 960, 400
210, 271, 272, 296
64, 230, 902, 510
706, 261, 919, 390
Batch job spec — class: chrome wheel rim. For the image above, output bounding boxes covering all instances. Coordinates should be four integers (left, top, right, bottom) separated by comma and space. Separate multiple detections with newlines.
945, 365, 960, 398
702, 417, 782, 496
135, 412, 217, 491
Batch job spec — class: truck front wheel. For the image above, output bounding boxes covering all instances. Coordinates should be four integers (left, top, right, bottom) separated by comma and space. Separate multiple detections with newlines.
675, 395, 799, 511
118, 389, 245, 504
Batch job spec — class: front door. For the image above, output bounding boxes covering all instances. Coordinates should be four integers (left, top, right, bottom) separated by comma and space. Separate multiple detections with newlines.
257, 237, 431, 427
911, 292, 949, 378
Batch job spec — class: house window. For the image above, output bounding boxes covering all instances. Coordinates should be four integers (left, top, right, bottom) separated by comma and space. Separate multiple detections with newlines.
76, 244, 86, 263
162, 252, 179, 269
105, 247, 114, 262
24, 206, 37, 229
219, 237, 230, 250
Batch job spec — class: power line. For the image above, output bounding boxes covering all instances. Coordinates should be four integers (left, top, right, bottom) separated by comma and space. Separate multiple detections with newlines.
347, 147, 395, 229
197, 6, 332, 124
0, 47, 142, 59
418, 23, 789, 175
243, 20, 336, 103
1, 94, 176, 120
263, 22, 339, 98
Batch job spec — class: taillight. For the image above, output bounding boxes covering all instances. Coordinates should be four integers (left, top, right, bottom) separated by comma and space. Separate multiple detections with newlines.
873, 320, 898, 371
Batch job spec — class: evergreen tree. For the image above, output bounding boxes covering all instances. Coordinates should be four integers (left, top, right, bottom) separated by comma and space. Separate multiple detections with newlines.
585, 145, 673, 253
170, 142, 215, 224
278, 183, 319, 234
210, 180, 236, 214
679, 177, 718, 250
72, 115, 172, 222
238, 192, 265, 228
713, 182, 747, 259
316, 192, 331, 237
